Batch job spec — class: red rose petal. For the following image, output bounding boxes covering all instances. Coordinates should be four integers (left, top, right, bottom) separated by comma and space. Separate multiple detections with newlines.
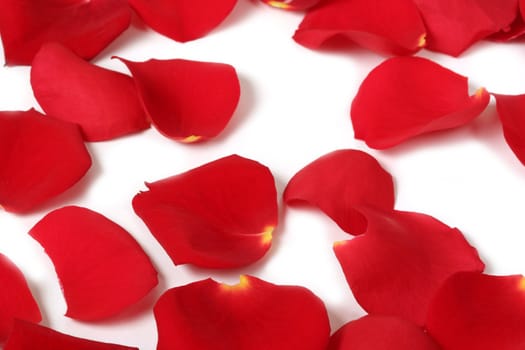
351, 56, 490, 149
293, 0, 426, 56
426, 272, 525, 350
328, 315, 440, 350
154, 275, 330, 350
5, 320, 137, 350
333, 208, 484, 326
0, 0, 131, 66
494, 93, 525, 166
127, 0, 237, 42
133, 155, 278, 269
0, 110, 92, 213
0, 254, 41, 342
261, 0, 321, 11
31, 43, 149, 142
117, 57, 240, 142
29, 206, 158, 321
284, 149, 394, 235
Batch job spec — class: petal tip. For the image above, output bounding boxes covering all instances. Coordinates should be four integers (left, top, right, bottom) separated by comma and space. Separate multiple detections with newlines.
220, 275, 251, 291
181, 135, 203, 143
261, 226, 274, 245
418, 33, 427, 48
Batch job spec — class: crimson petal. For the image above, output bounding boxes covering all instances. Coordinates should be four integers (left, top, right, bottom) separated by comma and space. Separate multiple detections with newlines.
426, 272, 525, 350
29, 206, 158, 321
494, 93, 525, 166
333, 208, 484, 326
0, 0, 131, 66
351, 57, 490, 149
284, 149, 394, 235
0, 110, 91, 213
154, 275, 330, 350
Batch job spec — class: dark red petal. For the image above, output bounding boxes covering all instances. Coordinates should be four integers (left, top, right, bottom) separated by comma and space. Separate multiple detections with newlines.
154, 275, 330, 350
293, 0, 426, 56
351, 57, 490, 149
284, 149, 394, 235
5, 320, 137, 350
31, 43, 149, 142
261, 0, 322, 11
426, 272, 525, 350
0, 254, 41, 342
412, 0, 518, 56
333, 208, 484, 326
133, 155, 278, 269
0, 0, 131, 66
493, 93, 525, 166
117, 57, 240, 142
29, 206, 158, 321
328, 315, 440, 350
127, 0, 237, 42
0, 110, 91, 213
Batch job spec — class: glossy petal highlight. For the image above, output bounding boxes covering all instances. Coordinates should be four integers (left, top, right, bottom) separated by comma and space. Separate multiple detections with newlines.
494, 93, 525, 166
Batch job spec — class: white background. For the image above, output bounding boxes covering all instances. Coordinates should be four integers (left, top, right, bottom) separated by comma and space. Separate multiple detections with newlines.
2, 1, 525, 348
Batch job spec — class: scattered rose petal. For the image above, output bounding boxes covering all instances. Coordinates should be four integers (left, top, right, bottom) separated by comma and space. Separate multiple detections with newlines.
127, 0, 237, 42
328, 315, 440, 350
284, 149, 394, 235
117, 57, 240, 142
351, 56, 490, 149
493, 93, 525, 166
427, 272, 525, 350
133, 155, 278, 268
154, 275, 330, 350
487, 16, 525, 41
293, 0, 426, 56
261, 0, 321, 11
5, 320, 137, 350
31, 43, 149, 142
0, 110, 92, 213
29, 206, 158, 321
333, 208, 484, 326
0, 0, 131, 66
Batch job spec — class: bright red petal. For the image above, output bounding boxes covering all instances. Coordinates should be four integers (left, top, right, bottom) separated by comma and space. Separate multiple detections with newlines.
128, 0, 237, 42
328, 315, 440, 350
133, 155, 278, 269
154, 275, 330, 350
351, 57, 490, 149
494, 93, 525, 166
0, 110, 92, 213
29, 206, 158, 321
5, 320, 137, 350
117, 57, 240, 142
31, 43, 149, 142
261, 0, 321, 11
293, 0, 426, 56
426, 272, 525, 350
284, 149, 394, 235
333, 208, 484, 326
0, 0, 131, 66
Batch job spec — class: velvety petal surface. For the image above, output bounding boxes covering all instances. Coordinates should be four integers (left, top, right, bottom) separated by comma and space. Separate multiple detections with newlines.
426, 272, 525, 350
351, 57, 490, 149
0, 0, 131, 66
133, 155, 278, 268
29, 206, 158, 321
118, 57, 240, 142
154, 275, 330, 350
0, 110, 92, 213
31, 43, 149, 142
262, 0, 321, 11
284, 149, 394, 235
334, 208, 485, 326
293, 0, 426, 55
494, 93, 525, 166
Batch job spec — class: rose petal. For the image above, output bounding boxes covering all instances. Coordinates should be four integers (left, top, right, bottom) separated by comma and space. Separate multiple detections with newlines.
117, 57, 240, 142
29, 206, 158, 321
5, 320, 137, 350
284, 149, 394, 235
351, 56, 490, 149
154, 275, 330, 350
0, 254, 41, 342
333, 208, 485, 326
0, 0, 131, 66
127, 0, 237, 42
261, 0, 322, 11
293, 0, 426, 56
31, 43, 149, 142
328, 315, 440, 350
426, 272, 525, 350
493, 93, 525, 166
0, 110, 92, 213
133, 155, 278, 269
